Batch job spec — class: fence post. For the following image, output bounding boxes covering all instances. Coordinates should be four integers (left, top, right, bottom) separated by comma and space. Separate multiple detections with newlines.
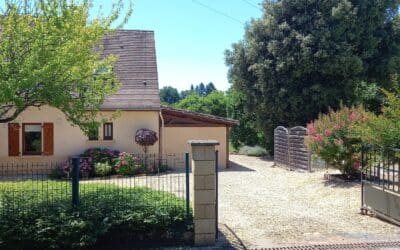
71, 157, 80, 208
185, 152, 190, 220
188, 140, 219, 246
215, 150, 219, 240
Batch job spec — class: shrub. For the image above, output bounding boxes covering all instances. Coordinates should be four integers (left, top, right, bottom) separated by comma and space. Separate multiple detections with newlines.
135, 129, 158, 153
238, 145, 268, 156
306, 106, 369, 178
114, 152, 142, 176
357, 87, 400, 148
0, 182, 192, 249
48, 165, 66, 179
81, 148, 120, 165
94, 162, 113, 177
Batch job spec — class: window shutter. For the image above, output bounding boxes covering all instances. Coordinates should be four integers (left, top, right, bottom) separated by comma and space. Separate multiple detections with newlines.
43, 123, 54, 155
8, 123, 20, 156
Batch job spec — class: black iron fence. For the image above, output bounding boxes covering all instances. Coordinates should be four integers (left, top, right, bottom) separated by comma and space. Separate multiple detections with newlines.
361, 146, 400, 194
0, 153, 191, 218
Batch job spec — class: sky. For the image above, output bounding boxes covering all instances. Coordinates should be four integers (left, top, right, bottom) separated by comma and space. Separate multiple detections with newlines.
93, 0, 263, 91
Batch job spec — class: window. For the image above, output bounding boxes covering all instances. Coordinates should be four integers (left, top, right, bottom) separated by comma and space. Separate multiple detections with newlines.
88, 127, 99, 141
23, 124, 42, 155
103, 123, 113, 140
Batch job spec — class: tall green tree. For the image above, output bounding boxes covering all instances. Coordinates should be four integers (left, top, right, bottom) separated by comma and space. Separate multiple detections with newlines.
226, 88, 265, 148
175, 91, 228, 117
205, 82, 216, 95
160, 86, 181, 104
225, 0, 400, 150
0, 0, 132, 134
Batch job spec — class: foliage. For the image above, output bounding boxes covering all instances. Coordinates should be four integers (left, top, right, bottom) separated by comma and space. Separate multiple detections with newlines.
226, 88, 266, 149
238, 145, 268, 156
175, 91, 228, 117
52, 148, 169, 178
81, 147, 120, 165
160, 86, 181, 105
114, 152, 142, 176
306, 106, 369, 178
94, 162, 113, 177
0, 0, 132, 134
179, 82, 217, 99
135, 129, 158, 154
225, 0, 400, 151
358, 84, 400, 148
0, 182, 192, 249
135, 129, 158, 147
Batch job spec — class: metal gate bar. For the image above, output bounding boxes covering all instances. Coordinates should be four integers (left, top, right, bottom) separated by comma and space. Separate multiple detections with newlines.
215, 150, 219, 240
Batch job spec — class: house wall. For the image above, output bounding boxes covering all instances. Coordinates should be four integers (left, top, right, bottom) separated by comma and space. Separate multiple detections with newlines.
0, 106, 160, 164
162, 127, 227, 169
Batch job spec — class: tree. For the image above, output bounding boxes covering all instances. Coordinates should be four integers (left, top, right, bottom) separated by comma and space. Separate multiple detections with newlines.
175, 91, 228, 117
225, 0, 400, 150
205, 82, 216, 95
160, 86, 181, 104
0, 0, 132, 134
226, 88, 265, 149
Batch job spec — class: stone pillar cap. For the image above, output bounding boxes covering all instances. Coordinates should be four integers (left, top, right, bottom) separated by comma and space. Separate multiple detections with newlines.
188, 140, 219, 146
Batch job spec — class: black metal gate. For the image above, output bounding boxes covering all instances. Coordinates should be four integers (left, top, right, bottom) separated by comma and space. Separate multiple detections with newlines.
361, 146, 400, 225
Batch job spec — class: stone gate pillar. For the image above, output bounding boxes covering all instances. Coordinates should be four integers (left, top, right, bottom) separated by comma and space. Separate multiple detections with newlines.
188, 140, 219, 246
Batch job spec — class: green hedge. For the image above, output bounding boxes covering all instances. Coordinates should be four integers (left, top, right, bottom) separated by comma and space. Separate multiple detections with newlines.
0, 181, 192, 249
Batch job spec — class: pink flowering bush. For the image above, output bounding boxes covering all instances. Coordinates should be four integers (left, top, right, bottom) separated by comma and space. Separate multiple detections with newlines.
114, 152, 142, 176
306, 106, 369, 178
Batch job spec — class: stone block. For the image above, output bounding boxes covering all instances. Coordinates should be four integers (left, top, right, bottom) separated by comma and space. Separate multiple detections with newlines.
194, 175, 205, 189
194, 204, 215, 219
192, 161, 215, 176
194, 219, 215, 234
194, 233, 215, 246
204, 175, 215, 190
194, 190, 215, 204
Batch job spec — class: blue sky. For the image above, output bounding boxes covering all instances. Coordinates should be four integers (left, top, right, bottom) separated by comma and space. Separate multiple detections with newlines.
94, 0, 263, 91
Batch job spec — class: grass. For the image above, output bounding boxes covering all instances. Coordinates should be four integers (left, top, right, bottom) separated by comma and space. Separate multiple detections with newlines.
0, 180, 192, 249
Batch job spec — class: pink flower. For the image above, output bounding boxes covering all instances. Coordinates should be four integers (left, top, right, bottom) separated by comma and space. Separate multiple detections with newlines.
122, 160, 128, 165
349, 112, 358, 122
333, 124, 341, 130
334, 139, 343, 145
324, 129, 332, 136
353, 161, 360, 170
311, 134, 324, 142
307, 123, 316, 135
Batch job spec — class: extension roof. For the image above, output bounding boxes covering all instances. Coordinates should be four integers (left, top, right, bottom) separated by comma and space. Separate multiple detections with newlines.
100, 30, 160, 110
161, 106, 239, 127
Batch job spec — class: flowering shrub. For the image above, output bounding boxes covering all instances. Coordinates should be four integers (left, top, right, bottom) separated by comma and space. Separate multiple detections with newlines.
114, 152, 142, 176
81, 148, 120, 165
306, 106, 369, 178
59, 158, 93, 177
94, 162, 113, 176
135, 129, 158, 153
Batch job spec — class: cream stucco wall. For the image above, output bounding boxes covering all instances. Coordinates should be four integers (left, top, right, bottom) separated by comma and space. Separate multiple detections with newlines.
0, 106, 160, 164
162, 127, 227, 169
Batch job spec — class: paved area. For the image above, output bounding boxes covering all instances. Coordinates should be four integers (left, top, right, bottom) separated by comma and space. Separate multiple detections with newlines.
218, 155, 400, 249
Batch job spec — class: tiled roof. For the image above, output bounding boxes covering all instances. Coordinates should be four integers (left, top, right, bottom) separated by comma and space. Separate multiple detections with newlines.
161, 106, 239, 126
100, 30, 160, 110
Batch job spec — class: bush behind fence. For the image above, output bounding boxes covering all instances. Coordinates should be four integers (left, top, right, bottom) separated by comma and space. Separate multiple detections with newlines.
0, 154, 192, 248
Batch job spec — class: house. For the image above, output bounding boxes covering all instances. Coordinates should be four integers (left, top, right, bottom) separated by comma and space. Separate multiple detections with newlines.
0, 30, 237, 168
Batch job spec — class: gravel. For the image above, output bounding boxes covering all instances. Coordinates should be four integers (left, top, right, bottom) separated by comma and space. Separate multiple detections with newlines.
218, 155, 400, 248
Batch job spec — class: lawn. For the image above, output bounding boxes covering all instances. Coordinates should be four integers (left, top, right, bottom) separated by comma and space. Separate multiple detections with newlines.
0, 180, 192, 249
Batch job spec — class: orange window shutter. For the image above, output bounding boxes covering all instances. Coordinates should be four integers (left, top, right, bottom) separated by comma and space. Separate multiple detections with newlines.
43, 123, 54, 155
8, 123, 20, 156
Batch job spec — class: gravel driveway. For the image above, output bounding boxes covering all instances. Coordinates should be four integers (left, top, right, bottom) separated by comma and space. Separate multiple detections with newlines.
219, 155, 400, 248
